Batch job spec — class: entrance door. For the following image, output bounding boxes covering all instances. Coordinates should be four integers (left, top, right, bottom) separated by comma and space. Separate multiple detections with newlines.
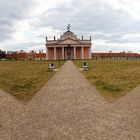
67, 46, 71, 59
64, 45, 74, 60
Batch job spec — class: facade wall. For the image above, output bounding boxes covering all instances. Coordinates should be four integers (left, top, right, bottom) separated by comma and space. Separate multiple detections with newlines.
48, 48, 54, 60
76, 47, 81, 59
5, 53, 46, 60
92, 53, 140, 60
84, 47, 90, 59
56, 47, 62, 59
47, 46, 91, 60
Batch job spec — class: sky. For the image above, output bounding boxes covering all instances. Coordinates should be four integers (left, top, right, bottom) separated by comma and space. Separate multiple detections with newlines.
0, 0, 140, 53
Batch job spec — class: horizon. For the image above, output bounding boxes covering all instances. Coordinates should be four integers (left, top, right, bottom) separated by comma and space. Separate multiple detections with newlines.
1, 49, 140, 54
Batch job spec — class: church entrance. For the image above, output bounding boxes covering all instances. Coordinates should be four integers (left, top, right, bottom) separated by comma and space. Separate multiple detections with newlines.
64, 45, 74, 60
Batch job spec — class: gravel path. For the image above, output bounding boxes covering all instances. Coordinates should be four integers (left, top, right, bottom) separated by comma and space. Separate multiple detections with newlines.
0, 60, 140, 140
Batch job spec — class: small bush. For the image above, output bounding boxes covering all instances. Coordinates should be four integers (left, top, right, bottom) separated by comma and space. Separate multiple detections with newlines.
95, 80, 121, 92
95, 80, 105, 86
103, 84, 121, 92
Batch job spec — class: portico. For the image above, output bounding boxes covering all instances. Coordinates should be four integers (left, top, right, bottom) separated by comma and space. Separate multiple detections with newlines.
45, 25, 92, 60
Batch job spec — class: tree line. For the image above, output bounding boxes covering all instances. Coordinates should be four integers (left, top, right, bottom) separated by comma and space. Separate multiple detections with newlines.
0, 49, 6, 59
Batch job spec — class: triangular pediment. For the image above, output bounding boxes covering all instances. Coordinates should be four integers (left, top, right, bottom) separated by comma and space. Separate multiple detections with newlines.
57, 38, 79, 45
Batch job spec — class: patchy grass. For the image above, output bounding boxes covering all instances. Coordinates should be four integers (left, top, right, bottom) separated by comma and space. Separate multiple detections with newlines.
73, 60, 140, 102
0, 60, 65, 102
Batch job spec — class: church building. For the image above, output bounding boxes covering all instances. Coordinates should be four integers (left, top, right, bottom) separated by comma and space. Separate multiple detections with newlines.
45, 24, 92, 60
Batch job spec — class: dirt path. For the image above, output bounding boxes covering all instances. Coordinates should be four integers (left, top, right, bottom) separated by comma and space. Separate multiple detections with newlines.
0, 60, 140, 140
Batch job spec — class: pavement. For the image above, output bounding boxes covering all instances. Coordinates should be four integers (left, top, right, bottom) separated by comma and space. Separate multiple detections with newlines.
0, 60, 140, 140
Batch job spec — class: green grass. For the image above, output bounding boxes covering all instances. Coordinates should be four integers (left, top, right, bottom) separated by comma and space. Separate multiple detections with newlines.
0, 60, 65, 102
73, 60, 140, 102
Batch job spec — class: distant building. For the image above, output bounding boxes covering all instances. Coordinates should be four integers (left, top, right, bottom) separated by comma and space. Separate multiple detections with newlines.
5, 51, 46, 60
45, 24, 92, 60
92, 52, 140, 60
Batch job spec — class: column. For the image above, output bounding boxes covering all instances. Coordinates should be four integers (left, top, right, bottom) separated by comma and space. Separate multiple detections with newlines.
46, 47, 48, 60
62, 46, 64, 60
74, 46, 76, 59
54, 47, 56, 60
82, 46, 84, 59
89, 47, 92, 59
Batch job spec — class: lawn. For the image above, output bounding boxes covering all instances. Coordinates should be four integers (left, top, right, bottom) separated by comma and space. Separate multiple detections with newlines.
0, 60, 64, 102
73, 60, 140, 102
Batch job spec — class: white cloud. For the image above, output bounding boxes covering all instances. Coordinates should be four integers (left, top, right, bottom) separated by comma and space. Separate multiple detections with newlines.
0, 0, 140, 53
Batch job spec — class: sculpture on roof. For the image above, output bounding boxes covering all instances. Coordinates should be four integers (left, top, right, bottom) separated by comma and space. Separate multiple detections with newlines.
67, 24, 71, 31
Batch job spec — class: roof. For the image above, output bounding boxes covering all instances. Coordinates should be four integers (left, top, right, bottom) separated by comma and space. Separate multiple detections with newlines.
46, 30, 91, 46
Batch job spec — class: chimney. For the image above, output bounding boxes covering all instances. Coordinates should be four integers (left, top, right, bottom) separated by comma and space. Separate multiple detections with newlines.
54, 36, 56, 40
46, 36, 47, 42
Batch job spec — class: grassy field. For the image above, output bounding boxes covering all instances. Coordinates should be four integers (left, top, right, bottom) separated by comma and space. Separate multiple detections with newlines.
0, 60, 64, 102
73, 60, 140, 102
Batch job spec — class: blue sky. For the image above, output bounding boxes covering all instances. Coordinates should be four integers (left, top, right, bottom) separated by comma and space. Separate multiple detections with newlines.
0, 0, 140, 53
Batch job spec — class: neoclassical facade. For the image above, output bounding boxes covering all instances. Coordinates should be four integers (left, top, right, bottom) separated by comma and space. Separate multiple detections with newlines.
45, 25, 92, 60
